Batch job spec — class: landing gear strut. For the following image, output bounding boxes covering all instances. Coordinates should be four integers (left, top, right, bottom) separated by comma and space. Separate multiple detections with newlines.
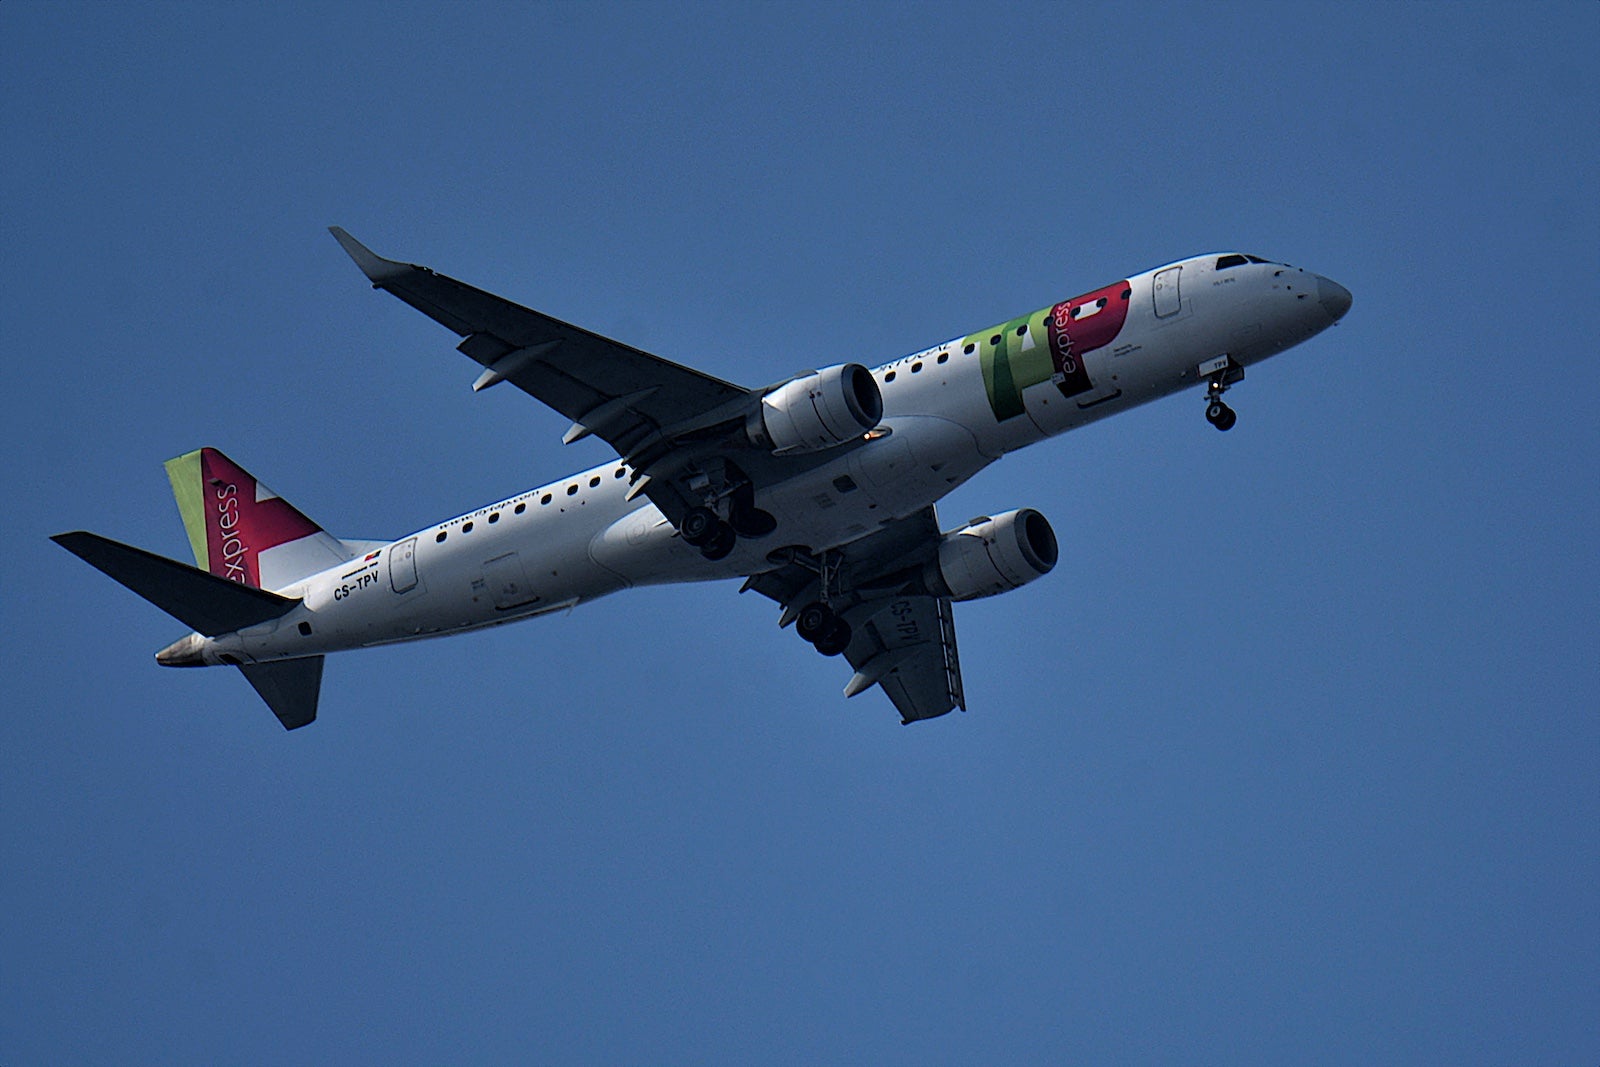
1201, 357, 1243, 432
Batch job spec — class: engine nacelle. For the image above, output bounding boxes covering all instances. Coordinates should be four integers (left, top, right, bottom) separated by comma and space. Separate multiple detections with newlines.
929, 509, 1059, 602
748, 363, 883, 455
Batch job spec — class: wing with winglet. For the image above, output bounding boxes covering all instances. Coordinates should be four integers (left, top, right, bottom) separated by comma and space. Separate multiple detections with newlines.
329, 227, 750, 444
329, 229, 882, 527
330, 228, 765, 517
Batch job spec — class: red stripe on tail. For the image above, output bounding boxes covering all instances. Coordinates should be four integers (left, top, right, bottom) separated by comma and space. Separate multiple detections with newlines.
200, 448, 324, 587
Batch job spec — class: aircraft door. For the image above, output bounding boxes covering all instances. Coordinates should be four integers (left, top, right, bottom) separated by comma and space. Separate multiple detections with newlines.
389, 537, 418, 593
483, 551, 539, 610
1153, 266, 1182, 317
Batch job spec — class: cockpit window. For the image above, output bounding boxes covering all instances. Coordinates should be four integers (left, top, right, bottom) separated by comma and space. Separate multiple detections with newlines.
1216, 254, 1249, 270
1245, 255, 1267, 263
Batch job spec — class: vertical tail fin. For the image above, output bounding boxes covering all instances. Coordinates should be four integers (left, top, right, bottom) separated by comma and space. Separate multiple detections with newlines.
164, 448, 354, 592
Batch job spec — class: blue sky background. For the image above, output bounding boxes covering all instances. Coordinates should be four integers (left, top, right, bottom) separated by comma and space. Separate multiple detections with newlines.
3, 3, 1596, 1063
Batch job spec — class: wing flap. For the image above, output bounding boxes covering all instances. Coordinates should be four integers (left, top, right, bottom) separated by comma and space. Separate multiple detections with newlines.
844, 595, 964, 723
746, 507, 964, 724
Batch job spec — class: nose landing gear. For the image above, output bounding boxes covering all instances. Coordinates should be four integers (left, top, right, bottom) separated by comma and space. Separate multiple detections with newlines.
1200, 356, 1244, 432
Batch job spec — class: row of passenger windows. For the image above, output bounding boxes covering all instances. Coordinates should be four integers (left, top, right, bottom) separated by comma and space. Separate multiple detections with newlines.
883, 350, 951, 383
433, 467, 628, 542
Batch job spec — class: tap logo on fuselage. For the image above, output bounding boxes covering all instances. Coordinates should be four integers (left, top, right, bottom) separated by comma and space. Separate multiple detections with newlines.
975, 280, 1131, 421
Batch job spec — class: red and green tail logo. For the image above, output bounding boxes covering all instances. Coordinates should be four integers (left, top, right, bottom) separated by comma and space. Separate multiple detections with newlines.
164, 448, 327, 588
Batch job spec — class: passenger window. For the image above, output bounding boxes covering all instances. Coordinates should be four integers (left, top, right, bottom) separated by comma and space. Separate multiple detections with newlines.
514, 502, 526, 514
937, 352, 948, 364
462, 521, 473, 533
884, 370, 896, 383
488, 512, 499, 523
911, 362, 922, 373
541, 493, 552, 505
436, 531, 447, 543
589, 476, 600, 488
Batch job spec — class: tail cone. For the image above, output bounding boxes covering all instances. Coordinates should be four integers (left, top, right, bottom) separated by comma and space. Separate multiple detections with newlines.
156, 633, 206, 667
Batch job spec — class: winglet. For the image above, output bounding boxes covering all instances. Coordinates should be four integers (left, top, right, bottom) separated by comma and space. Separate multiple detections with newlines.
328, 227, 416, 285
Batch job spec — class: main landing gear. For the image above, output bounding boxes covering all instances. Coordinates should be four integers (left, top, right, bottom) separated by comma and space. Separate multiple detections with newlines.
796, 600, 852, 657
680, 505, 737, 560
679, 494, 778, 561
674, 460, 778, 560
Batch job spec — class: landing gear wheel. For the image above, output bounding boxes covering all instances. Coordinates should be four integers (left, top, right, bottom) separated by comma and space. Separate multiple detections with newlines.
812, 619, 852, 657
680, 506, 719, 547
796, 601, 835, 642
699, 523, 736, 561
1205, 400, 1237, 431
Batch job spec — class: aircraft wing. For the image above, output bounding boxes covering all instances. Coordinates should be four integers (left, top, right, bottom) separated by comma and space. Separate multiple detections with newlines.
330, 229, 877, 524
329, 227, 752, 459
744, 507, 966, 723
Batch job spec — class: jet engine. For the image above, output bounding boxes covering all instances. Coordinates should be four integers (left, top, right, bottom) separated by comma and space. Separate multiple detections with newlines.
928, 509, 1059, 602
747, 364, 883, 454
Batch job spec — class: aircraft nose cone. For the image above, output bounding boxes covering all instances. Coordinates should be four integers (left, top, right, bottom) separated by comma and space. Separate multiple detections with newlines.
1317, 276, 1353, 322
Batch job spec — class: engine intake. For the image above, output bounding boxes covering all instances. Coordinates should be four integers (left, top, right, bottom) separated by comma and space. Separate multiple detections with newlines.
929, 509, 1059, 602
749, 364, 883, 454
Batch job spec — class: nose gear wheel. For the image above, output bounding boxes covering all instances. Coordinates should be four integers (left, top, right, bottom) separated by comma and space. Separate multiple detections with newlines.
1205, 398, 1237, 431
1202, 357, 1243, 432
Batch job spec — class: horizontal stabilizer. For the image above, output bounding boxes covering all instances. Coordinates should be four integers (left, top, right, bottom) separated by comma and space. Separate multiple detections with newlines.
239, 658, 323, 730
51, 531, 299, 636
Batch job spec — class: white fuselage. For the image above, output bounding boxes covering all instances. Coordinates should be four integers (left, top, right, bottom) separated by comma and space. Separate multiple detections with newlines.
191, 255, 1341, 667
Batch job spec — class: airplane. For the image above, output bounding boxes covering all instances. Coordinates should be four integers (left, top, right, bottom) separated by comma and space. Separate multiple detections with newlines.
53, 231, 1351, 730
